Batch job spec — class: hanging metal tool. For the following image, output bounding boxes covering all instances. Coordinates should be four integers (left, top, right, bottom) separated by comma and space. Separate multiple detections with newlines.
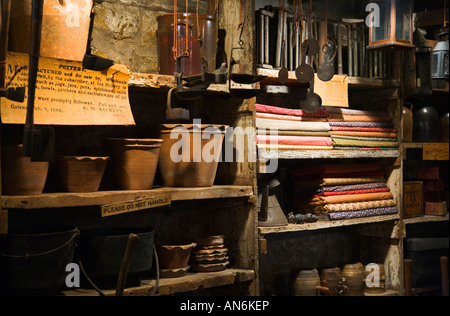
22, 0, 54, 162
278, 0, 289, 84
317, 0, 335, 82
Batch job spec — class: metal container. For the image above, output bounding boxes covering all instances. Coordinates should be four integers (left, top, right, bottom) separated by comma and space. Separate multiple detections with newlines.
157, 14, 217, 77
9, 0, 92, 62
402, 103, 414, 142
0, 228, 80, 294
439, 113, 449, 142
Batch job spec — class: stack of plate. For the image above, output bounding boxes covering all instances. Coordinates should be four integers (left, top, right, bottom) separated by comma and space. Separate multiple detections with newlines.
190, 235, 229, 273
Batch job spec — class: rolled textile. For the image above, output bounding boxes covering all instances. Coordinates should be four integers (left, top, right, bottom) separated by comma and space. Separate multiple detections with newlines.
330, 126, 397, 133
293, 176, 387, 188
331, 135, 398, 142
293, 199, 397, 214
321, 182, 388, 193
332, 137, 400, 148
258, 130, 331, 137
256, 118, 331, 132
328, 113, 392, 122
324, 199, 397, 212
320, 187, 391, 197
315, 191, 394, 205
256, 112, 328, 122
324, 107, 388, 117
333, 147, 399, 151
327, 207, 398, 220
256, 135, 332, 147
257, 144, 333, 151
330, 131, 398, 138
256, 103, 329, 118
329, 121, 395, 129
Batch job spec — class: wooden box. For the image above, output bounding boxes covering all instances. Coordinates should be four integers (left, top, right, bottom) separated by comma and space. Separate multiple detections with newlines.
417, 167, 440, 180
403, 182, 424, 218
424, 201, 448, 216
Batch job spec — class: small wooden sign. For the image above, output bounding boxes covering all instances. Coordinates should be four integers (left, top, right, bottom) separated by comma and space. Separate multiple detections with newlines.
101, 195, 171, 218
403, 181, 423, 218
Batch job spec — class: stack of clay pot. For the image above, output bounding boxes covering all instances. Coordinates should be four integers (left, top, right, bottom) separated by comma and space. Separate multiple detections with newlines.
156, 242, 197, 278
190, 236, 229, 272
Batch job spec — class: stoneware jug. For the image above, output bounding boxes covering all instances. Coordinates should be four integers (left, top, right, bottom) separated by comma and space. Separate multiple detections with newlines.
402, 103, 414, 142
439, 113, 449, 142
413, 107, 439, 142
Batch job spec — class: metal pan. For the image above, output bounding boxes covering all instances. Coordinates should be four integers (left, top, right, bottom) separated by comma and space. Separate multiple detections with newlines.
300, 75, 322, 113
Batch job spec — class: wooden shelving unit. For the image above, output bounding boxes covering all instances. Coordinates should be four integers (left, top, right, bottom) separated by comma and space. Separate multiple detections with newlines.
403, 142, 449, 161
404, 213, 449, 225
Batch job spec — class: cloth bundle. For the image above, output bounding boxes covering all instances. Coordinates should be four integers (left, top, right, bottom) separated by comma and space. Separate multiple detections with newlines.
289, 163, 399, 220
325, 107, 399, 150
256, 104, 333, 151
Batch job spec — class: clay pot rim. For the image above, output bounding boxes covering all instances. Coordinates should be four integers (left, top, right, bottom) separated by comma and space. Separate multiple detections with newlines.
157, 242, 197, 250
56, 156, 110, 162
195, 235, 225, 247
107, 138, 164, 147
160, 124, 229, 134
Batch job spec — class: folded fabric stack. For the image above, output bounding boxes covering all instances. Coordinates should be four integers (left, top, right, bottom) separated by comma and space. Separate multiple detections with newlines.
256, 104, 333, 151
325, 107, 399, 150
289, 163, 399, 221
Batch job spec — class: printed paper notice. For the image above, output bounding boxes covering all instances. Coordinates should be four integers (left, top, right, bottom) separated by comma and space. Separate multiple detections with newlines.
1, 52, 135, 125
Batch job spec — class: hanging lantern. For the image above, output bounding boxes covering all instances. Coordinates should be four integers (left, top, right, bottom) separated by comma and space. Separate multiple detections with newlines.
431, 32, 449, 81
367, 0, 414, 50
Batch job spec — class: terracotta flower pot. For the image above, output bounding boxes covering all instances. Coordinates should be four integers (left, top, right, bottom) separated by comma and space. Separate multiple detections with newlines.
108, 139, 163, 190
156, 243, 197, 270
56, 156, 109, 193
159, 124, 228, 187
1, 145, 49, 195
9, 0, 93, 61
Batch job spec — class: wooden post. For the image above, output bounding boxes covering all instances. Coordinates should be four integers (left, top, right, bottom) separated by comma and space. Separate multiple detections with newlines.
441, 257, 449, 297
404, 259, 413, 296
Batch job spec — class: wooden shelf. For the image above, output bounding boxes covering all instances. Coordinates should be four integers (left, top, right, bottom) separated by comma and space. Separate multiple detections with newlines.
258, 149, 400, 161
1, 185, 253, 210
364, 290, 400, 296
61, 268, 255, 296
403, 142, 449, 161
128, 72, 254, 95
259, 214, 400, 235
404, 213, 449, 225
256, 68, 400, 90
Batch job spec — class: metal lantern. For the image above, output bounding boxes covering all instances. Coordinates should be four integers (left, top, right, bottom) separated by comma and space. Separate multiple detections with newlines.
431, 32, 449, 81
367, 0, 414, 50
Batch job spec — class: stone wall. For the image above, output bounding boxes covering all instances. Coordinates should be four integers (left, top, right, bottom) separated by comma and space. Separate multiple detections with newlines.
91, 0, 208, 73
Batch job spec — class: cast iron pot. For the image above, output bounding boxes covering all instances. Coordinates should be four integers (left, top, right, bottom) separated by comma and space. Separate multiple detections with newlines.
0, 228, 80, 295
78, 228, 155, 277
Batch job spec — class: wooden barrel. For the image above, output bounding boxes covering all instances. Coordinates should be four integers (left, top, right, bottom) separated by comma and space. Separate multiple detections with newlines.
290, 269, 321, 296
342, 263, 365, 296
320, 267, 343, 296
364, 263, 386, 295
